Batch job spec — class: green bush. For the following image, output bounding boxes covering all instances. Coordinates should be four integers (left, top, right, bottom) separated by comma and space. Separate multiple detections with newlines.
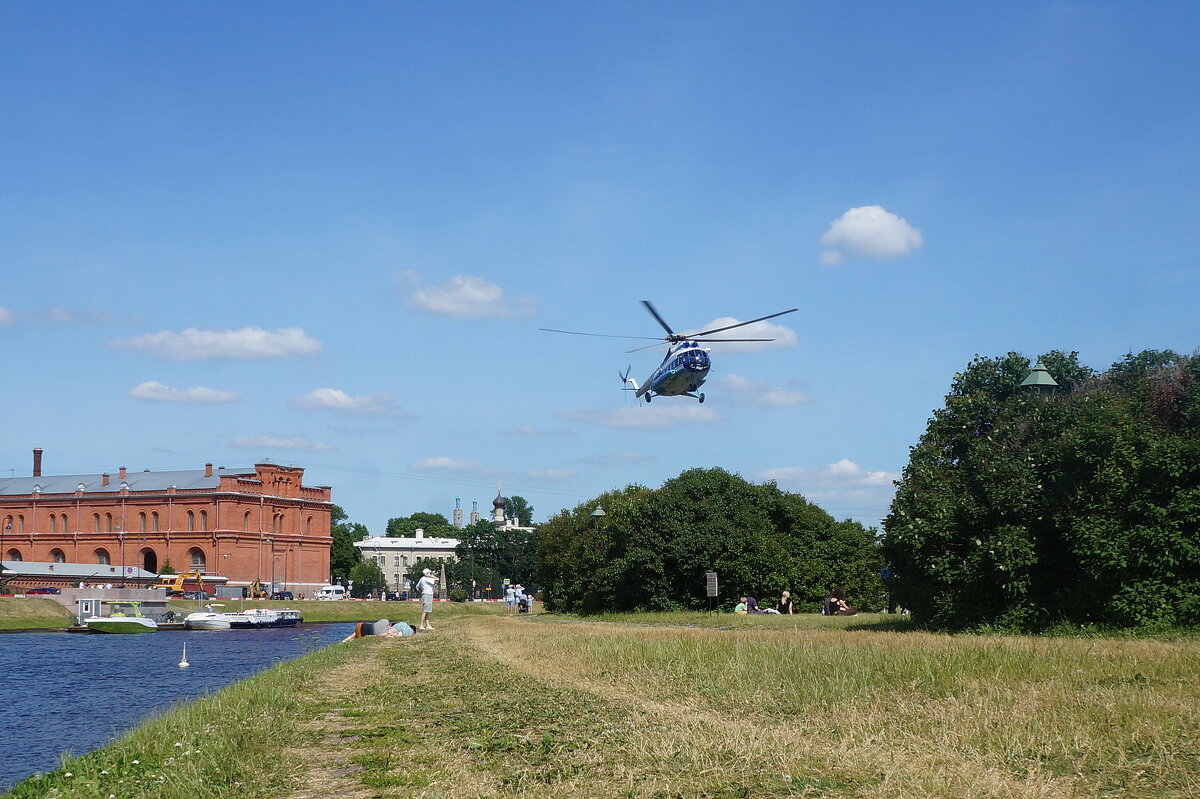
448, 587, 468, 603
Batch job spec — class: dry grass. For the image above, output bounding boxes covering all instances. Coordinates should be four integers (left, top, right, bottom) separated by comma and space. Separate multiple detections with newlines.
9, 605, 1199, 798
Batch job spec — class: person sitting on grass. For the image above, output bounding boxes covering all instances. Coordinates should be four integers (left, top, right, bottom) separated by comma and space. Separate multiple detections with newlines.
824, 587, 856, 616
745, 595, 763, 613
773, 590, 794, 615
733, 597, 748, 614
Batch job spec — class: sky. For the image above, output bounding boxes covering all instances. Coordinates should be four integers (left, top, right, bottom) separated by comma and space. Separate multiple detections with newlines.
2, 2, 1198, 534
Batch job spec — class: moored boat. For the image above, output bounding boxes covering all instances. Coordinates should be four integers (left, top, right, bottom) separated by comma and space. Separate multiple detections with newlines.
227, 608, 303, 628
184, 605, 233, 631
84, 601, 159, 634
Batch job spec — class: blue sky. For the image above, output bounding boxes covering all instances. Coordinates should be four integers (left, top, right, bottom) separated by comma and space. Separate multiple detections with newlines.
2, 2, 1197, 533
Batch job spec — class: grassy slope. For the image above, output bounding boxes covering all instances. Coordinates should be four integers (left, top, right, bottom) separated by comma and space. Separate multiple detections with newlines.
8, 605, 1200, 799
0, 596, 74, 630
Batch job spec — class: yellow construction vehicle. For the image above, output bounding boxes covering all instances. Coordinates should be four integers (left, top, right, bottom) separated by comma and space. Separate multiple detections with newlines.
152, 571, 208, 594
247, 579, 270, 599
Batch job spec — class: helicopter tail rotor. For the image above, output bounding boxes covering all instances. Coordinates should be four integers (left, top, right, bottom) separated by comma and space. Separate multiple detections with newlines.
620, 366, 639, 391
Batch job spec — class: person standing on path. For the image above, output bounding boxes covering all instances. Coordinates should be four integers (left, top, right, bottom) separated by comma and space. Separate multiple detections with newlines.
417, 568, 439, 630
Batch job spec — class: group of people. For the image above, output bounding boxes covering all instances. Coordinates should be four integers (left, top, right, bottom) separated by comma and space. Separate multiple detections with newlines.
732, 587, 857, 616
734, 590, 794, 615
505, 583, 534, 615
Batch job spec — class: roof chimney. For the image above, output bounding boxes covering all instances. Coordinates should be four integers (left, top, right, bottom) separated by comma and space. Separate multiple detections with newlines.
205, 463, 213, 477
33, 448, 42, 478
102, 473, 110, 487
119, 466, 127, 479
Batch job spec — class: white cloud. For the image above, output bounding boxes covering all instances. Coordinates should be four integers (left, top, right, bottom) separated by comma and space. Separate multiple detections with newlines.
47, 308, 123, 326
229, 434, 335, 452
716, 374, 809, 407
410, 456, 504, 476
757, 458, 900, 523
402, 271, 537, 319
0, 307, 14, 326
820, 205, 923, 265
291, 388, 411, 418
686, 317, 797, 353
129, 380, 239, 404
558, 405, 723, 429
111, 326, 322, 361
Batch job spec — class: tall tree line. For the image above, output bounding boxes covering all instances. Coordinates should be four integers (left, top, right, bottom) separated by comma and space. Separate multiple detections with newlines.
884, 349, 1200, 630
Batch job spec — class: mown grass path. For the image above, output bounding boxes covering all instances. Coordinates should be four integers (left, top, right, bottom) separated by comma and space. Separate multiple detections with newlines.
8, 607, 1199, 798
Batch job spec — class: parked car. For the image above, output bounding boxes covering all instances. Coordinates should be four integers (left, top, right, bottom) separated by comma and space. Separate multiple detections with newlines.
26, 586, 61, 595
270, 591, 294, 601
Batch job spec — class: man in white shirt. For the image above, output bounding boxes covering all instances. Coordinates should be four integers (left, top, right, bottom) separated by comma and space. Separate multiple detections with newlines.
416, 568, 439, 630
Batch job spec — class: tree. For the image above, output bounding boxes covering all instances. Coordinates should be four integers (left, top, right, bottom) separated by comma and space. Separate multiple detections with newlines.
385, 512, 457, 538
348, 560, 385, 598
506, 495, 534, 526
883, 349, 1200, 630
537, 467, 884, 614
329, 505, 366, 584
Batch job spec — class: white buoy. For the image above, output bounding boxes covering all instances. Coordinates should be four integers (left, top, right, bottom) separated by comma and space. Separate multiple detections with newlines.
179, 642, 190, 669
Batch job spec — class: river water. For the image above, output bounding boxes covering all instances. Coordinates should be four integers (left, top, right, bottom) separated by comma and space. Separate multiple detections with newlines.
0, 622, 356, 790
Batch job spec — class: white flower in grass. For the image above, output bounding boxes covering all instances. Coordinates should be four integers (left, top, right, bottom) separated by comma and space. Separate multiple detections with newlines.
64, 773, 73, 777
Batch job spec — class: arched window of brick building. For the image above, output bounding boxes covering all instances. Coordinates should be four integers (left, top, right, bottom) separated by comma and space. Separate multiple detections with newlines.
5, 548, 22, 561
50, 514, 56, 534
105, 513, 113, 532
187, 511, 195, 532
60, 513, 68, 532
95, 548, 110, 565
188, 548, 206, 571
243, 511, 251, 532
139, 513, 147, 532
142, 549, 158, 573
200, 510, 208, 531
18, 515, 24, 534
273, 514, 282, 535
152, 512, 159, 532
306, 516, 313, 536
50, 548, 66, 563
93, 513, 100, 533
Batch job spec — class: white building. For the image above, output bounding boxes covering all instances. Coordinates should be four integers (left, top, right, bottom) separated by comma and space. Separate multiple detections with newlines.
353, 527, 459, 592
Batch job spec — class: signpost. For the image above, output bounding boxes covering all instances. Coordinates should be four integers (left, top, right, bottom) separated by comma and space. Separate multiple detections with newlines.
705, 571, 718, 612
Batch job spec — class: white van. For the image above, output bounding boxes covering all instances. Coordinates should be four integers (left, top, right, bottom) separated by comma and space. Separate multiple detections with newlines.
313, 584, 347, 601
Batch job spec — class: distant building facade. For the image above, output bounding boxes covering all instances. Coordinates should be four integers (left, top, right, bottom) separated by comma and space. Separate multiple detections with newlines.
355, 527, 459, 593
0, 450, 333, 592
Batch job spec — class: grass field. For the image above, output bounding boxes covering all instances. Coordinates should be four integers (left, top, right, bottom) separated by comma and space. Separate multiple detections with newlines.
7, 604, 1199, 798
0, 596, 74, 630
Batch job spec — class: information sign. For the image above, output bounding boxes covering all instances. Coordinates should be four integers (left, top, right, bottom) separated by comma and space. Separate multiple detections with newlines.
705, 571, 719, 597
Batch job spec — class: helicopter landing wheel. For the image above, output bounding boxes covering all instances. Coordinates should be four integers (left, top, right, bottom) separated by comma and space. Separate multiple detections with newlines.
645, 393, 651, 403
699, 393, 705, 404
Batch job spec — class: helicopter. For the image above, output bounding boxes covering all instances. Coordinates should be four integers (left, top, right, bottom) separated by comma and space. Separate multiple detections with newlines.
542, 301, 798, 403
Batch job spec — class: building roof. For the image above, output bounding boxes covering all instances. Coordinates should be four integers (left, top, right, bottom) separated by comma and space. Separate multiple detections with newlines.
0, 560, 159, 580
354, 535, 460, 550
0, 466, 257, 497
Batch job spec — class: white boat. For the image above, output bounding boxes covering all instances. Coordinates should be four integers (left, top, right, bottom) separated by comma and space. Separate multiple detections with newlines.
226, 607, 303, 628
84, 601, 159, 634
184, 605, 232, 631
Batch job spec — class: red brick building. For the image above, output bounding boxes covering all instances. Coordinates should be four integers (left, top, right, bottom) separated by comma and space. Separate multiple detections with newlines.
0, 450, 332, 592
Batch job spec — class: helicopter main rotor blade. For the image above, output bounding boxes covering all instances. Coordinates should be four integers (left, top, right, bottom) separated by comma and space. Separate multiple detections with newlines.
641, 300, 678, 338
540, 328, 662, 341
689, 308, 798, 338
691, 338, 775, 343
625, 341, 671, 354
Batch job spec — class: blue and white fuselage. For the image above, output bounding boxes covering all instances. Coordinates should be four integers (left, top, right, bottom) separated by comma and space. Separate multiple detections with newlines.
624, 341, 711, 403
